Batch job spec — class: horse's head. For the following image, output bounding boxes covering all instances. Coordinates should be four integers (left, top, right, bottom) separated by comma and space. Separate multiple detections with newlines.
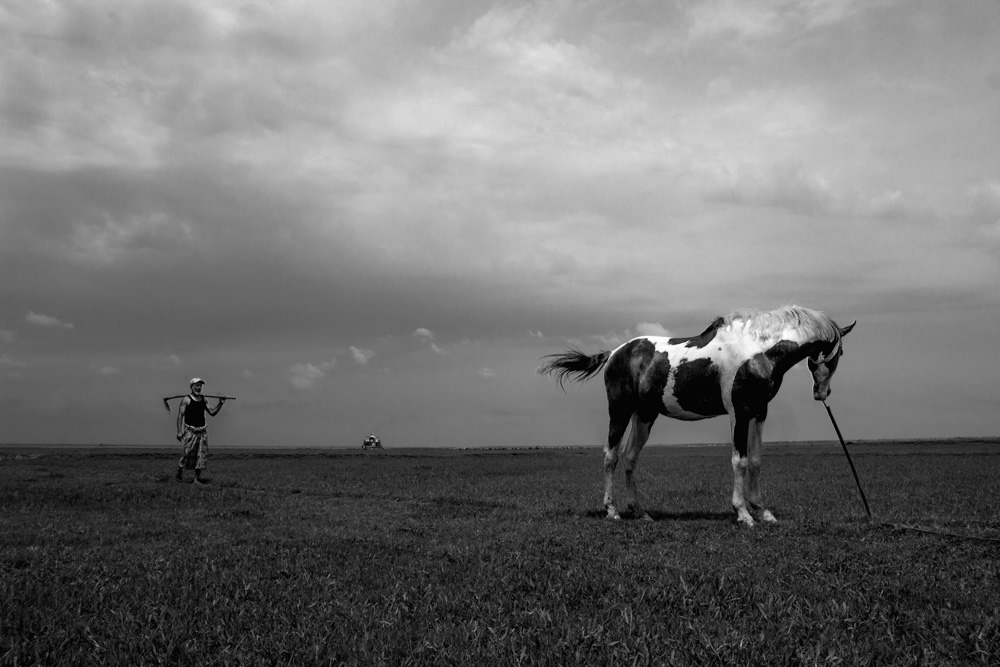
807, 320, 855, 401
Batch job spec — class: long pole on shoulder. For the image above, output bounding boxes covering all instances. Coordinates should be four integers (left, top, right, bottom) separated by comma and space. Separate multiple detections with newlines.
162, 394, 236, 412
822, 400, 872, 521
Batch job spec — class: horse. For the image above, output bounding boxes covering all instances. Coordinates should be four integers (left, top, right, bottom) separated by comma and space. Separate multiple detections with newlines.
538, 306, 855, 527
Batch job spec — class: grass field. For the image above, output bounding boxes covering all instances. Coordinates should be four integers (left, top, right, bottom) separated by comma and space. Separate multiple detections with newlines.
2, 439, 999, 665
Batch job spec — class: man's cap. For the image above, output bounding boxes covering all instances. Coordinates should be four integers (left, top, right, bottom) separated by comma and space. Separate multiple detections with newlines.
190, 377, 205, 386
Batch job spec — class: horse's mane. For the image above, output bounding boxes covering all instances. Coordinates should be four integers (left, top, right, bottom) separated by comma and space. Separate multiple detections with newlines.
718, 305, 839, 343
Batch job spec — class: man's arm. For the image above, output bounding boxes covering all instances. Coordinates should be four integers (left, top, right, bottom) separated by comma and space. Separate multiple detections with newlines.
176, 396, 189, 440
207, 397, 226, 416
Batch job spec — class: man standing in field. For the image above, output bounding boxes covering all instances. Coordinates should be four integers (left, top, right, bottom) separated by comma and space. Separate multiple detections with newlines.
176, 378, 226, 485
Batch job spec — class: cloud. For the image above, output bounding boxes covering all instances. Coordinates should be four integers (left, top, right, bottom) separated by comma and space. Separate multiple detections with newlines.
688, 1, 787, 43
152, 354, 183, 371
685, 0, 862, 47
289, 358, 336, 389
572, 323, 671, 348
96, 366, 120, 376
477, 368, 497, 378
413, 327, 445, 354
0, 330, 16, 344
289, 362, 325, 390
589, 332, 627, 348
867, 190, 906, 220
860, 189, 939, 224
636, 322, 672, 337
349, 346, 375, 365
25, 312, 74, 329
1, 353, 26, 368
968, 181, 1000, 206
705, 163, 836, 215
68, 212, 195, 266
966, 182, 1000, 254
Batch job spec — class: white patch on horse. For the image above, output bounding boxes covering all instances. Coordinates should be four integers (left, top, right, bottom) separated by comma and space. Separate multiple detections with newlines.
645, 338, 715, 420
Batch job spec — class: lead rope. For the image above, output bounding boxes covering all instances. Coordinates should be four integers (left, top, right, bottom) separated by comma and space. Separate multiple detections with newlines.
822, 400, 1000, 544
822, 400, 872, 520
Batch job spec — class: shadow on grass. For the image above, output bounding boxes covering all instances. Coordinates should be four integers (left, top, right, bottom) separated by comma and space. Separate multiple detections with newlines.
581, 508, 733, 522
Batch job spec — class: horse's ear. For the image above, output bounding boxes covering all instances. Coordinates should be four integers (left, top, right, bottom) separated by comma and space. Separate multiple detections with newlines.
839, 320, 856, 336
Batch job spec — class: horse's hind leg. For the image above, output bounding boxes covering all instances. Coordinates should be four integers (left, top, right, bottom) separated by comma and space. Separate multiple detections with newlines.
603, 404, 632, 520
623, 411, 656, 520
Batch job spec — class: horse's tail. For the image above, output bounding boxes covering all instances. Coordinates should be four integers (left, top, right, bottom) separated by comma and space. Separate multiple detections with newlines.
537, 349, 611, 390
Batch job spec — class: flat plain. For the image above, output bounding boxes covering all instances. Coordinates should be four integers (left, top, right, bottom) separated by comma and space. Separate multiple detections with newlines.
2, 439, 999, 666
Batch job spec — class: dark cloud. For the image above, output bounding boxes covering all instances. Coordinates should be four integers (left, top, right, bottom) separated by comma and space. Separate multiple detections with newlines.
1, 1, 999, 446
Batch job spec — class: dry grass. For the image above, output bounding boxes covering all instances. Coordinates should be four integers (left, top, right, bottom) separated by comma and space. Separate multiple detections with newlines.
2, 440, 999, 665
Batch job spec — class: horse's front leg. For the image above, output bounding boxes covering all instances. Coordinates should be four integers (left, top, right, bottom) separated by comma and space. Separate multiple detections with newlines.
746, 418, 777, 523
730, 414, 755, 527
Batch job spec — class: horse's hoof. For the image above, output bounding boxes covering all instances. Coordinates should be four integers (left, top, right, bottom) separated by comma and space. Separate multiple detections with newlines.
640, 513, 654, 522
751, 505, 778, 523
607, 512, 622, 521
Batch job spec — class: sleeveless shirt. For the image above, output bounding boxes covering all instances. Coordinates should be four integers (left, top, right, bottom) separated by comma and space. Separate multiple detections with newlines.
184, 395, 207, 427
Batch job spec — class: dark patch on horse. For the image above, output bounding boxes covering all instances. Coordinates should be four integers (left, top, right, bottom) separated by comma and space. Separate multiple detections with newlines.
763, 340, 805, 373
733, 340, 814, 413
608, 339, 670, 421
637, 348, 672, 420
732, 414, 751, 458
672, 358, 726, 417
667, 318, 722, 349
730, 344, 806, 457
733, 355, 770, 409
805, 338, 843, 374
604, 339, 654, 400
603, 339, 661, 446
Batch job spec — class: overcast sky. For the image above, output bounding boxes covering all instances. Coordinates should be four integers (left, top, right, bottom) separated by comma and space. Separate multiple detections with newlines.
2, 0, 999, 449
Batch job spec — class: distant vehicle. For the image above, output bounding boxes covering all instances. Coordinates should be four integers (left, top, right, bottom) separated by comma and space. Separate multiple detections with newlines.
362, 433, 382, 450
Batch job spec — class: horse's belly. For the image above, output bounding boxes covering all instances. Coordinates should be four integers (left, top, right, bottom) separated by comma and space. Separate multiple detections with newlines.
660, 362, 729, 420
660, 402, 720, 421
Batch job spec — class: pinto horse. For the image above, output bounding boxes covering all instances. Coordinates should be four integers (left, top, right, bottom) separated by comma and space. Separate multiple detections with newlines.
538, 306, 855, 526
